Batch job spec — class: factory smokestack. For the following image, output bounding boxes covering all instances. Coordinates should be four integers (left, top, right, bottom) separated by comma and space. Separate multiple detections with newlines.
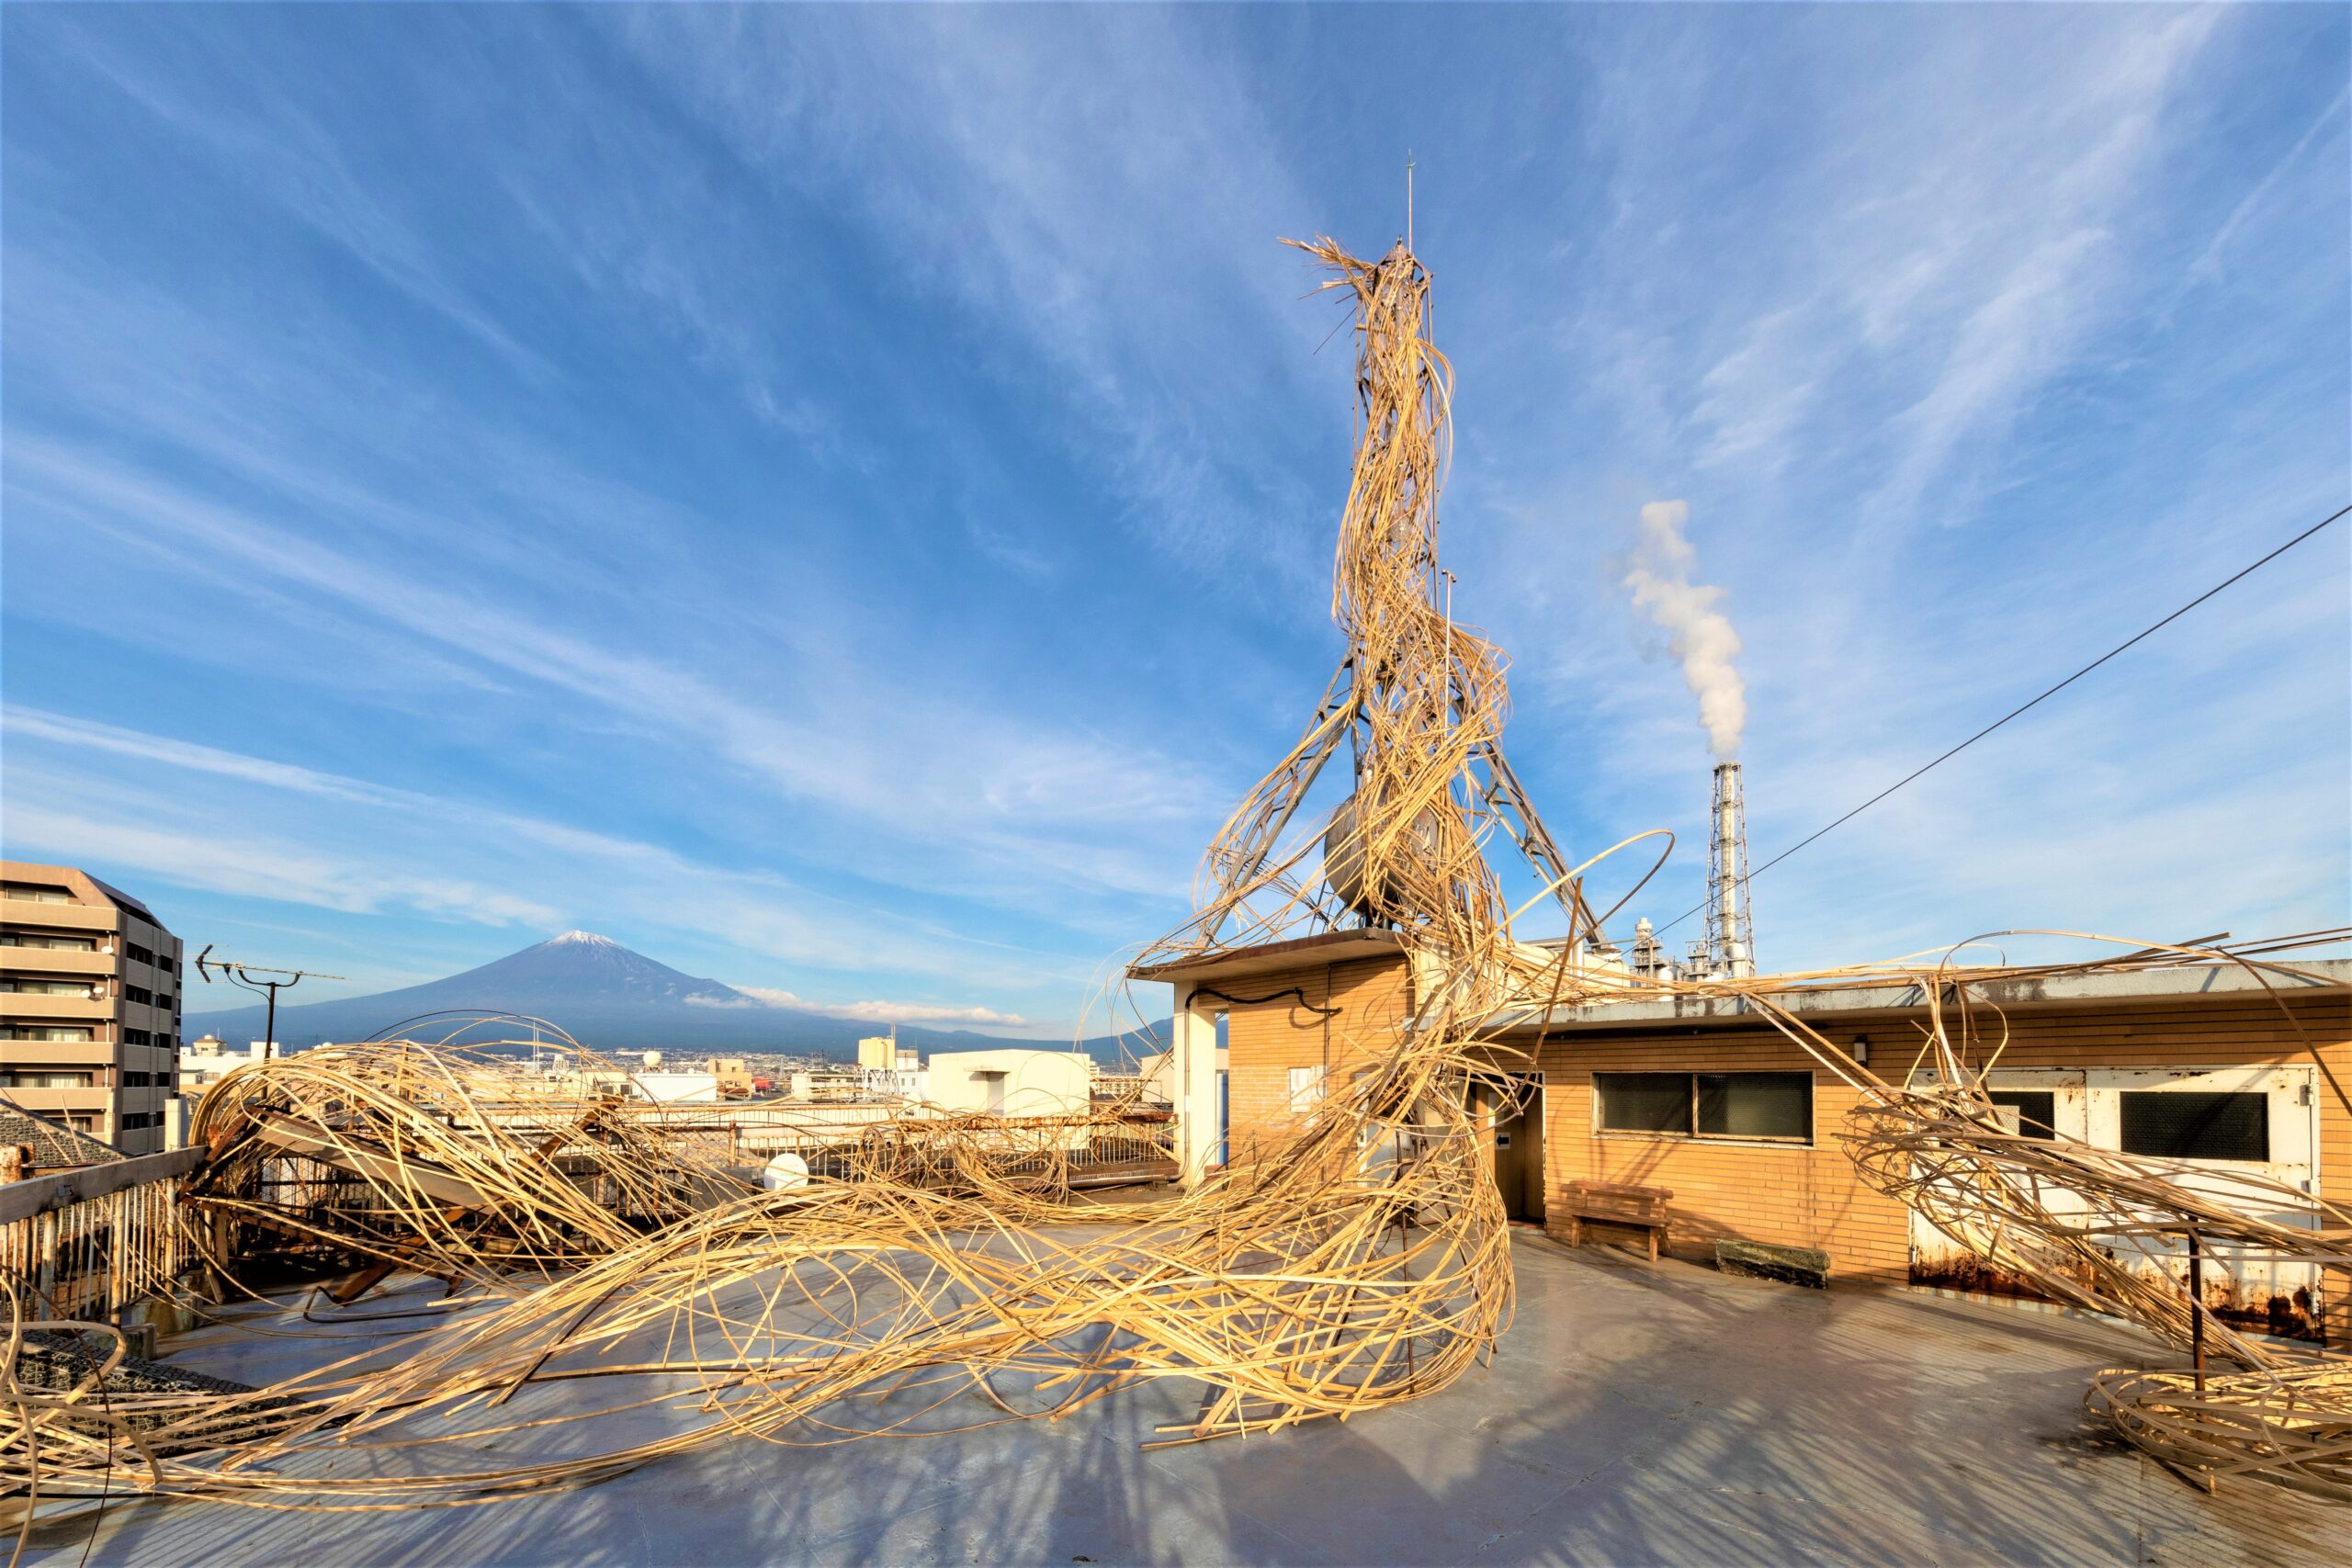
1707, 761, 1755, 977
1625, 501, 1746, 760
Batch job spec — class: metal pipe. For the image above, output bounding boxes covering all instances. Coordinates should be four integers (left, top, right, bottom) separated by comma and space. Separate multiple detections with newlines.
2188, 1231, 2205, 1393
1708, 761, 1753, 976
1716, 763, 1739, 943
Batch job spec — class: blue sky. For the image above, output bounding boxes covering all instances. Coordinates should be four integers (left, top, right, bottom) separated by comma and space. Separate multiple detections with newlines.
4, 5, 2346, 1037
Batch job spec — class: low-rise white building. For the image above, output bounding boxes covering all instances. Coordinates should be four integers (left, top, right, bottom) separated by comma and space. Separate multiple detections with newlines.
178, 1033, 270, 1090
631, 1071, 719, 1104
925, 1049, 1091, 1118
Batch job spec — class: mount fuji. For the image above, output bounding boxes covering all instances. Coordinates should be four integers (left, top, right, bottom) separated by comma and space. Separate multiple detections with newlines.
182, 931, 1093, 1059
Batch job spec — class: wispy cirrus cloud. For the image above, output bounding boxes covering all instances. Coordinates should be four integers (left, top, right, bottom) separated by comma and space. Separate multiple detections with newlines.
3, 4, 2341, 1017
607, 6, 1337, 588
0, 713, 1085, 1010
1, 800, 562, 931
6, 440, 1208, 886
31, 9, 548, 377
2188, 81, 2350, 288
1446, 5, 2345, 963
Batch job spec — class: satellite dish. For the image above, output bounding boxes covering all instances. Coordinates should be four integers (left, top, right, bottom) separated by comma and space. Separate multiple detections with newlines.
760, 1151, 810, 1192
1323, 795, 1441, 920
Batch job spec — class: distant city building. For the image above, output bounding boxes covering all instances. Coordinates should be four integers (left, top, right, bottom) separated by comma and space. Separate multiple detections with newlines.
0, 861, 184, 1155
179, 1032, 270, 1091
926, 1049, 1092, 1118
855, 1032, 917, 1073
632, 1071, 720, 1104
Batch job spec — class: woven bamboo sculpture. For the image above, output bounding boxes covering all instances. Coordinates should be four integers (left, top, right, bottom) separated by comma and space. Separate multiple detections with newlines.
0, 237, 1523, 1517
4, 239, 2346, 1522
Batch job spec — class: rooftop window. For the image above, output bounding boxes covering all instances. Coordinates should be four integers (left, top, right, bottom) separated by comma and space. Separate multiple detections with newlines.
1988, 1089, 2058, 1140
0, 932, 96, 951
2119, 1090, 2267, 1164
1595, 1071, 1813, 1144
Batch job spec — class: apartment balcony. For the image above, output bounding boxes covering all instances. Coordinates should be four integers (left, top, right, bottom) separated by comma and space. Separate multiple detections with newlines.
0, 1039, 120, 1068
0, 948, 119, 978
0, 898, 119, 933
3, 1084, 112, 1118
0, 993, 113, 1023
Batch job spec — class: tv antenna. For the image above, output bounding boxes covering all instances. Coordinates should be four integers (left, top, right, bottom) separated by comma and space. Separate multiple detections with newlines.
193, 946, 346, 1061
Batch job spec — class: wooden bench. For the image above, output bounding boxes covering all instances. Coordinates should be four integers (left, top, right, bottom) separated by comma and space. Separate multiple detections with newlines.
1560, 1180, 1672, 1262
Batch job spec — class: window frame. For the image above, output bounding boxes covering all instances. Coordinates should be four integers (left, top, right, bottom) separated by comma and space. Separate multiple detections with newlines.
2117, 1089, 2270, 1164
0, 976, 96, 996
1987, 1089, 2060, 1141
1592, 1069, 1815, 1147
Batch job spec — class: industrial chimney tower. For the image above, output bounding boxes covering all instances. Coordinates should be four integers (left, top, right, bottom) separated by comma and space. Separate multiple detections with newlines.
1706, 761, 1755, 977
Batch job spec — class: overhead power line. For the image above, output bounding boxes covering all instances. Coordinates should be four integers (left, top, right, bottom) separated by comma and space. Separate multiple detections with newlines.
1650, 501, 2352, 940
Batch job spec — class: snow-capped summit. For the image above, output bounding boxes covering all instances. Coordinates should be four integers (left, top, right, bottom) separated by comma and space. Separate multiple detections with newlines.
183, 931, 749, 1048
181, 931, 1134, 1059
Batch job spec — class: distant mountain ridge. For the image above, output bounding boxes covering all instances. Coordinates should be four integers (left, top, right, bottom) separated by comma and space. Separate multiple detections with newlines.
183, 931, 1167, 1063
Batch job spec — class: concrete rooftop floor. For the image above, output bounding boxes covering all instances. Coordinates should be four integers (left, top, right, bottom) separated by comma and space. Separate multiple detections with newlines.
20, 1230, 2345, 1566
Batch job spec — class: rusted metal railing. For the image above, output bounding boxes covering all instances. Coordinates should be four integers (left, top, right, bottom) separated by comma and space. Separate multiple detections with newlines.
0, 1147, 203, 1321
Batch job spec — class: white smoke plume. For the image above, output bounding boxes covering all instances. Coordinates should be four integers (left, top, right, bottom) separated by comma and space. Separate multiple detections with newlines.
1624, 500, 1747, 759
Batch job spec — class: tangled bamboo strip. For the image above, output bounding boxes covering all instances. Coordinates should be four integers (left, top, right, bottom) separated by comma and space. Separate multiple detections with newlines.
1110, 240, 2352, 1503
0, 236, 1518, 1518
1741, 943, 2352, 1503
5, 236, 2346, 1528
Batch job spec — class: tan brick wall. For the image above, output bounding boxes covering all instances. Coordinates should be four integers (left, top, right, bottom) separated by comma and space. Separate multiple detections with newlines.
1216, 952, 2349, 1326
1218, 956, 1413, 1168
1533, 990, 2352, 1316
1533, 1032, 1911, 1281
1919, 993, 2351, 1339
1204, 944, 2342, 1325
1925, 996, 2352, 1213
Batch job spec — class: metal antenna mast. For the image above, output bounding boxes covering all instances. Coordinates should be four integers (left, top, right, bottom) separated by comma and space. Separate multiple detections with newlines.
193, 946, 346, 1061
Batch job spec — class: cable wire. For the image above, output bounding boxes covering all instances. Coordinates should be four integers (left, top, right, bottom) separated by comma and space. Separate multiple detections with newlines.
1652, 501, 2352, 940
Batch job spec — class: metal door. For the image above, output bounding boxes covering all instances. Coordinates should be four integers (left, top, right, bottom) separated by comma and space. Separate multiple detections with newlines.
1907, 1068, 2086, 1290
1906, 1064, 2323, 1336
2086, 1065, 2320, 1325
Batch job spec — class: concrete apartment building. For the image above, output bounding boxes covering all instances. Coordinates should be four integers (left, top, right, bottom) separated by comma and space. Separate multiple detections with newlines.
0, 860, 183, 1155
